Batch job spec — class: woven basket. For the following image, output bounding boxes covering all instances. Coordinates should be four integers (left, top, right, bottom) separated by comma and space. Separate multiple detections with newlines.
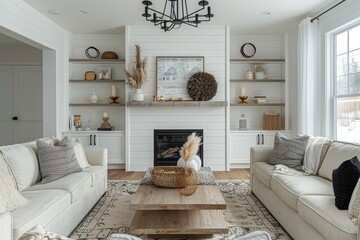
151, 166, 198, 189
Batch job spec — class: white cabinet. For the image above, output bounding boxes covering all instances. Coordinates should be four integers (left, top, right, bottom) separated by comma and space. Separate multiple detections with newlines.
63, 131, 125, 164
230, 131, 291, 166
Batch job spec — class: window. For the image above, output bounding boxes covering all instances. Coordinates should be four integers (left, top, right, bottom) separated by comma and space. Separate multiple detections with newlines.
334, 24, 360, 143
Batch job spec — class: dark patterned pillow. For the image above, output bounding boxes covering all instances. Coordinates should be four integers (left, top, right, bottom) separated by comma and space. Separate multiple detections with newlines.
269, 132, 310, 170
36, 137, 82, 183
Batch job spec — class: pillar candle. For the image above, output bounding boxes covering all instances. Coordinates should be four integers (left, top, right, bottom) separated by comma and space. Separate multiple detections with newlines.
240, 87, 246, 96
103, 112, 108, 117
111, 85, 116, 96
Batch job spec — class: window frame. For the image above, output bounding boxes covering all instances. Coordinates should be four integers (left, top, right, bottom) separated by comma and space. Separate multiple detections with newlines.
330, 21, 360, 140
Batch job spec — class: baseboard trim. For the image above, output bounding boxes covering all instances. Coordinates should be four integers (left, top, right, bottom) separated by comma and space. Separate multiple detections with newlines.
108, 163, 125, 170
230, 163, 250, 169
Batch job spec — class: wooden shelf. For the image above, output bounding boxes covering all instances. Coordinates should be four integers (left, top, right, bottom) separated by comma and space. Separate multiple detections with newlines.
230, 59, 285, 63
230, 129, 286, 133
231, 102, 285, 107
69, 59, 125, 63
69, 79, 125, 83
69, 103, 125, 107
230, 79, 285, 82
127, 101, 228, 108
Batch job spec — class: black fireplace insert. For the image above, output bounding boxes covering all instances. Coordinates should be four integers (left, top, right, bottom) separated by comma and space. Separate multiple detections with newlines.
154, 129, 203, 166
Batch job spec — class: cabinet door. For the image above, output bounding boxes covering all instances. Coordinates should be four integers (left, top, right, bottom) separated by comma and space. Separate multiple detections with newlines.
13, 66, 43, 144
0, 67, 13, 145
95, 133, 124, 164
230, 132, 259, 164
63, 133, 92, 148
261, 132, 276, 148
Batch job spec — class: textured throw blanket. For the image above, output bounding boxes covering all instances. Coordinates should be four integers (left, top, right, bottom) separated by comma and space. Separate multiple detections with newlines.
274, 136, 327, 176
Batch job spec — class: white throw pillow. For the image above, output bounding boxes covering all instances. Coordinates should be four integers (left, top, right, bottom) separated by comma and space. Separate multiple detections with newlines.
0, 154, 28, 212
349, 178, 360, 225
72, 138, 91, 168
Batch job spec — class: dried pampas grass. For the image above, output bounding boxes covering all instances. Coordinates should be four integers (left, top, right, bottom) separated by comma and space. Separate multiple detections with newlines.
124, 45, 148, 89
179, 132, 202, 163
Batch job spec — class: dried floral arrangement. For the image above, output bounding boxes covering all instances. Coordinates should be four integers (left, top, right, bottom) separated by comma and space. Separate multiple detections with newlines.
124, 45, 148, 89
179, 132, 202, 163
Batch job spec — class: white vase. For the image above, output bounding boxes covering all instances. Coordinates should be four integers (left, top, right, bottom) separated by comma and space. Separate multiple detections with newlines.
89, 92, 99, 103
177, 155, 202, 172
133, 89, 144, 102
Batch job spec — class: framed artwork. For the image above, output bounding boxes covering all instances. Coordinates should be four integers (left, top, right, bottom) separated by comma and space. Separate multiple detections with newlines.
156, 56, 204, 100
96, 67, 111, 80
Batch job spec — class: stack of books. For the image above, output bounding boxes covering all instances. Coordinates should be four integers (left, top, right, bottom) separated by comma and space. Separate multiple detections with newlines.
254, 96, 267, 104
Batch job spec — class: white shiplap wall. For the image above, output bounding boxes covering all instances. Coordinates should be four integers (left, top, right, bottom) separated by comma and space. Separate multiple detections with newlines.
69, 33, 126, 130
127, 26, 227, 171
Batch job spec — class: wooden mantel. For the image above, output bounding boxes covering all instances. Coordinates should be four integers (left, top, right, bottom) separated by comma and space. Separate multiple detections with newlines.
127, 101, 228, 108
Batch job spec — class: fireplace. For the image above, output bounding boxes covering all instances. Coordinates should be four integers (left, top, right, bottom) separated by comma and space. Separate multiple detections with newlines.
154, 129, 203, 166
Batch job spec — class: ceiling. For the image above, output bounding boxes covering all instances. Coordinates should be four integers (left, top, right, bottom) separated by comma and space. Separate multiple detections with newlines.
23, 0, 333, 34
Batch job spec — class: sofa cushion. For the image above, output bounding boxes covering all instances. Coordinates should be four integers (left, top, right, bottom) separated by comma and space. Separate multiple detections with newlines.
37, 139, 82, 184
0, 143, 39, 191
12, 189, 70, 240
271, 174, 334, 211
0, 154, 28, 212
332, 156, 360, 209
83, 166, 106, 186
252, 162, 275, 188
319, 141, 360, 181
25, 172, 92, 203
298, 195, 357, 240
269, 132, 310, 170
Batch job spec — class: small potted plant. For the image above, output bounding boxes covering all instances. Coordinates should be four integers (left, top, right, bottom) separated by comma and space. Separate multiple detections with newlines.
124, 45, 147, 101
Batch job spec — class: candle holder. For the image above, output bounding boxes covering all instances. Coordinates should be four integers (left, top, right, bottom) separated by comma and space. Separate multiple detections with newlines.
239, 96, 248, 104
109, 96, 119, 104
100, 117, 111, 129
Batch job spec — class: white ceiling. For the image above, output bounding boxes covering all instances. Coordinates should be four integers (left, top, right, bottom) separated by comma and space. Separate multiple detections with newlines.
23, 0, 333, 34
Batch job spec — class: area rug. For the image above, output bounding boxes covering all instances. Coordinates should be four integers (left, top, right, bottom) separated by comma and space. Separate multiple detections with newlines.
70, 180, 292, 240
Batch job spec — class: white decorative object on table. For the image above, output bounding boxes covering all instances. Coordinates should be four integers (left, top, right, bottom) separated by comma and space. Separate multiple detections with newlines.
177, 132, 202, 172
89, 92, 99, 103
177, 154, 201, 171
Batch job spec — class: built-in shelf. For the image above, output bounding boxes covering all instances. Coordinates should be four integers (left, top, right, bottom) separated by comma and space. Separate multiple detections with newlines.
69, 59, 125, 63
230, 59, 285, 63
69, 103, 125, 107
69, 79, 125, 83
231, 103, 285, 107
127, 101, 228, 108
230, 79, 285, 82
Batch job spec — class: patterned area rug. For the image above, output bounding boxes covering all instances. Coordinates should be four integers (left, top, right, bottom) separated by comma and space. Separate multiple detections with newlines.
70, 180, 291, 240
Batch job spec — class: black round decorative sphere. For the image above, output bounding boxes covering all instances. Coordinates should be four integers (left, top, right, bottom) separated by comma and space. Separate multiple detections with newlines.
187, 72, 218, 101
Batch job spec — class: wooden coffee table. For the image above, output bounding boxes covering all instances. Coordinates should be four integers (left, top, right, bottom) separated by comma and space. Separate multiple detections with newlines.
129, 184, 228, 238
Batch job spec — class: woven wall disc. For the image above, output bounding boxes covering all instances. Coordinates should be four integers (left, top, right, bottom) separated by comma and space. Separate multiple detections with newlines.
187, 72, 218, 101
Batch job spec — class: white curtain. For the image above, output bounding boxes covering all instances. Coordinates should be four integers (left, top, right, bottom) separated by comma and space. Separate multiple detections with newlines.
297, 17, 318, 136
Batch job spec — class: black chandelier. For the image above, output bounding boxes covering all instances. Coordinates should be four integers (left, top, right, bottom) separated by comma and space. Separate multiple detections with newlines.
142, 0, 214, 32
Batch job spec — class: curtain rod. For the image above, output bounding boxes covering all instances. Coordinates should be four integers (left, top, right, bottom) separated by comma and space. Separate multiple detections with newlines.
311, 0, 346, 23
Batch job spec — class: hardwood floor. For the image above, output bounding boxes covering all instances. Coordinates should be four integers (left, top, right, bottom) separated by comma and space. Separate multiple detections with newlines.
108, 169, 250, 180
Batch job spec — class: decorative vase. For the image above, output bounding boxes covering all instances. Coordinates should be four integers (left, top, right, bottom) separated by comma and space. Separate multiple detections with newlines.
177, 155, 202, 172
133, 88, 144, 102
89, 92, 99, 103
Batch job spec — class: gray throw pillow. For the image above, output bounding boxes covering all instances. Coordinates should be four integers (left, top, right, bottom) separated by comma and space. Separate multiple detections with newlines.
36, 137, 82, 184
269, 132, 310, 170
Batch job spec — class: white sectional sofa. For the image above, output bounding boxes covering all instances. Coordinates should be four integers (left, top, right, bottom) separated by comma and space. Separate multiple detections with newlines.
250, 141, 360, 240
0, 138, 108, 240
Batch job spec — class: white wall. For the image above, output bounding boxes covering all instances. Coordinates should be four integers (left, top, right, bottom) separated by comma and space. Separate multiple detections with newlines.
0, 0, 68, 138
126, 26, 227, 171
0, 44, 42, 64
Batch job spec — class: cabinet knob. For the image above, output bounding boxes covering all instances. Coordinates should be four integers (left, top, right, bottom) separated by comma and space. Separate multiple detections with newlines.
257, 134, 260, 145
12, 116, 18, 120
90, 135, 92, 146
262, 134, 264, 145
94, 135, 97, 146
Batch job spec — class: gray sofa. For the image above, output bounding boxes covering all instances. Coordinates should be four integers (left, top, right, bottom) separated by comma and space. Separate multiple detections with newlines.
250, 140, 360, 240
0, 138, 108, 240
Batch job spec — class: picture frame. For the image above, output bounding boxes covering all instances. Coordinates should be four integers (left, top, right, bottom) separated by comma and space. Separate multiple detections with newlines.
156, 56, 204, 100
96, 67, 111, 80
